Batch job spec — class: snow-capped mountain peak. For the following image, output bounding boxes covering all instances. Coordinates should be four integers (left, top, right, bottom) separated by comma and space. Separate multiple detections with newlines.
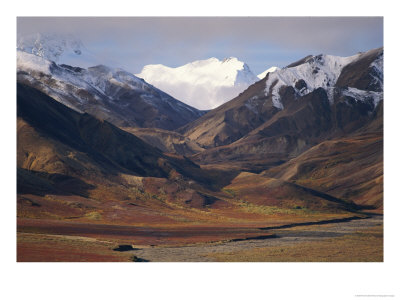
17, 33, 101, 68
136, 57, 259, 110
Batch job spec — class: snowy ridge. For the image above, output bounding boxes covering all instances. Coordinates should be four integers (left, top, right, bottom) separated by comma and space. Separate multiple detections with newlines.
264, 53, 362, 109
18, 51, 149, 99
83, 65, 149, 95
257, 66, 280, 79
18, 51, 100, 96
136, 57, 259, 110
17, 50, 108, 108
17, 51, 202, 117
342, 87, 383, 108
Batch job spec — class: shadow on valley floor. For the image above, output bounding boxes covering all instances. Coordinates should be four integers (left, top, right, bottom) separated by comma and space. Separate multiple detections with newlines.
291, 182, 377, 211
113, 245, 140, 252
131, 256, 150, 262
258, 215, 368, 231
229, 234, 278, 242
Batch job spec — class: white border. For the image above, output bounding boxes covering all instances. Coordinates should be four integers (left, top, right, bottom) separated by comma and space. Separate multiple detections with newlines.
2, 1, 399, 300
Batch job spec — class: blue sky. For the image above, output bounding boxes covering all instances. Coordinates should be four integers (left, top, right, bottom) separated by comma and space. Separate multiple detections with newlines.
17, 17, 383, 75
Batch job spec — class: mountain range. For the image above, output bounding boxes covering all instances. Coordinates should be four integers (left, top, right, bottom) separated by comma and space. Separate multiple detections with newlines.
17, 50, 205, 130
16, 35, 383, 248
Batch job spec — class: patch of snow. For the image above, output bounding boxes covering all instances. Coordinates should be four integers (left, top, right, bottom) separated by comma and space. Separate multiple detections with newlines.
326, 87, 335, 105
271, 96, 284, 109
342, 87, 383, 107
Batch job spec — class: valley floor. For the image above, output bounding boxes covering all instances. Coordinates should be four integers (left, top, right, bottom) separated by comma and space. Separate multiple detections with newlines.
17, 215, 382, 262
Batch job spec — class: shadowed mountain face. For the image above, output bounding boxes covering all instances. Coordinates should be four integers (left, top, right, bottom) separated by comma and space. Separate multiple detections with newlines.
122, 127, 205, 156
18, 83, 168, 178
17, 83, 217, 183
